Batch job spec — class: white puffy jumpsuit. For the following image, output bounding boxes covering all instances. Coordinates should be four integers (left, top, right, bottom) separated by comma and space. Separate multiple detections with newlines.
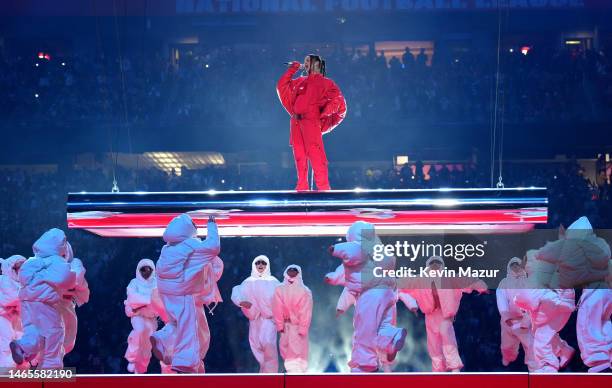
538, 217, 611, 373
194, 255, 224, 373
231, 255, 280, 373
272, 264, 313, 373
0, 255, 26, 369
514, 249, 576, 373
325, 264, 417, 372
331, 221, 407, 372
13, 228, 76, 369
496, 257, 537, 371
577, 288, 612, 372
124, 259, 168, 374
152, 215, 219, 373
57, 242, 90, 356
401, 256, 488, 372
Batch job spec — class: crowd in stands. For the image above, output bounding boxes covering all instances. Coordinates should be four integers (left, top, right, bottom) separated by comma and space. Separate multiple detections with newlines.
0, 158, 609, 373
1, 42, 611, 130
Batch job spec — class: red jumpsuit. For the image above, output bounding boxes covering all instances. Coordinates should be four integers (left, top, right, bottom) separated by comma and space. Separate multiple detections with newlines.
277, 62, 346, 190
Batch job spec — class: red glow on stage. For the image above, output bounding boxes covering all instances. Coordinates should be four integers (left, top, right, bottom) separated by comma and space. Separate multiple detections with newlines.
4, 373, 609, 388
67, 208, 546, 237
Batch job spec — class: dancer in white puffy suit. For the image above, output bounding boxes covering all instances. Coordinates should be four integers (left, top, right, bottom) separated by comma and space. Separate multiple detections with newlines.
496, 257, 537, 371
514, 248, 575, 373
124, 259, 168, 374
194, 255, 224, 372
57, 242, 90, 356
231, 255, 280, 373
325, 264, 357, 316
401, 256, 488, 372
329, 221, 407, 372
578, 287, 612, 372
324, 264, 418, 372
0, 255, 26, 369
272, 264, 313, 373
10, 229, 76, 369
536, 216, 611, 372
151, 215, 219, 373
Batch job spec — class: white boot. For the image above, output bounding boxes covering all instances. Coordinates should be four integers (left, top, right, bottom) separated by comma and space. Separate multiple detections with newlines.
387, 328, 407, 362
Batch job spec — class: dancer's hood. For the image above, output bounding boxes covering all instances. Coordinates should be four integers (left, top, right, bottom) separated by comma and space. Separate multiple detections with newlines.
346, 221, 376, 243
250, 255, 273, 279
163, 214, 197, 244
33, 228, 67, 258
566, 216, 594, 239
135, 258, 157, 287
1, 255, 26, 282
426, 255, 445, 270
506, 257, 526, 279
283, 264, 304, 285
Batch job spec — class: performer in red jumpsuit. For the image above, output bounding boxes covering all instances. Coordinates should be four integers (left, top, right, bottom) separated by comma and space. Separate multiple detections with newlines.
277, 55, 346, 191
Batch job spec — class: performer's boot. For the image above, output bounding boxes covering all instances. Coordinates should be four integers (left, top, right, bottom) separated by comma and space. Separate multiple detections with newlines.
10, 341, 25, 365
309, 145, 330, 190
387, 328, 407, 362
293, 153, 309, 191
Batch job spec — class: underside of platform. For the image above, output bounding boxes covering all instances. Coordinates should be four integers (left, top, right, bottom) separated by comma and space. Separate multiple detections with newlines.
66, 188, 548, 237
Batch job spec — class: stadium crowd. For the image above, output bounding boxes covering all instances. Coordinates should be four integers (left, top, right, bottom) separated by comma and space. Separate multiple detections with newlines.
1, 43, 611, 129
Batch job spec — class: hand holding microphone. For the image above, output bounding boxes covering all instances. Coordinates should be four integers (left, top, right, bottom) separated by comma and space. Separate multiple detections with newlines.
284, 61, 304, 70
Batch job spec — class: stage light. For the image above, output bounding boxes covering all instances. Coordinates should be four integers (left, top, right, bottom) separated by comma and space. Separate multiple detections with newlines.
35, 63, 39, 67
34, 93, 39, 98
395, 155, 409, 165
565, 40, 581, 45
61, 62, 66, 66
38, 52, 44, 59
521, 46, 530, 55
435, 199, 460, 207
509, 48, 514, 53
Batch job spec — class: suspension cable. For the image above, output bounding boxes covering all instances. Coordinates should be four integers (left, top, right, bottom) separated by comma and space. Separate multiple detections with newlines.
112, 0, 136, 189
496, 3, 510, 189
491, 1, 504, 188
93, 0, 119, 192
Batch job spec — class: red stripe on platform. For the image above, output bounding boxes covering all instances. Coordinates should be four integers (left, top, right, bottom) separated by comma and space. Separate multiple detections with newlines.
68, 209, 547, 229
67, 208, 547, 236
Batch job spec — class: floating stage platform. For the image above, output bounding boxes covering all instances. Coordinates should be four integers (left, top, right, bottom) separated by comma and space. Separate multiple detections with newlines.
67, 187, 547, 237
